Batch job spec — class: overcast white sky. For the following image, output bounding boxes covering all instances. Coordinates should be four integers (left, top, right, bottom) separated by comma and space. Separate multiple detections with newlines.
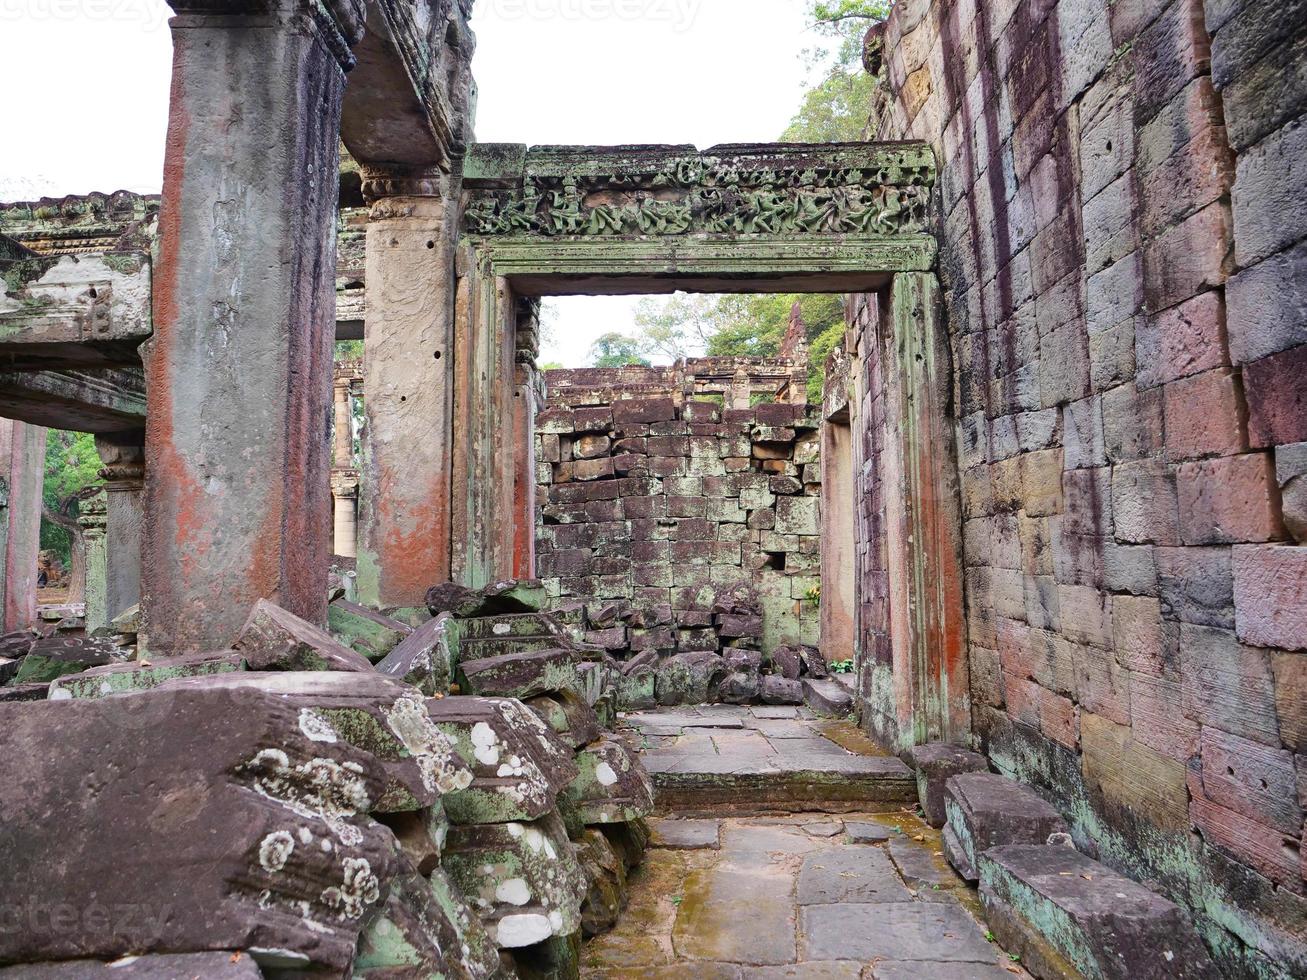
0, 0, 838, 365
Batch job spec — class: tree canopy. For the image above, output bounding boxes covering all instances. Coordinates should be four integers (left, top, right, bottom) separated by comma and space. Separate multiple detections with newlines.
588, 332, 651, 368
40, 430, 102, 564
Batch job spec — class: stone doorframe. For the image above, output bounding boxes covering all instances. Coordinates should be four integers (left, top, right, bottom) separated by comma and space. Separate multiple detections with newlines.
453, 141, 969, 747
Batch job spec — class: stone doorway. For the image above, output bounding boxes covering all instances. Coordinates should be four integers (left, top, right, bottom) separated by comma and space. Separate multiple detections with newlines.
453, 141, 969, 752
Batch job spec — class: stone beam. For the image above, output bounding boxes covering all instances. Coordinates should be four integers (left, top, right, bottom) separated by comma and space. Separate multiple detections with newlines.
0, 417, 47, 632
0, 367, 145, 433
340, 0, 475, 172
141, 0, 364, 653
0, 252, 152, 370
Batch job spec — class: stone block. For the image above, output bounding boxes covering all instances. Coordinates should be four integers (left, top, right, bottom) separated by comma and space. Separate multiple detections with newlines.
1232, 110, 1307, 268
1156, 545, 1234, 627
10, 635, 120, 685
457, 649, 583, 700
760, 675, 803, 705
1163, 367, 1248, 461
1196, 725, 1302, 835
1233, 544, 1307, 650
801, 678, 853, 717
0, 955, 265, 979
1180, 623, 1281, 745
47, 651, 247, 700
443, 810, 588, 950
374, 612, 455, 696
1226, 237, 1307, 364
1136, 290, 1227, 389
1102, 382, 1164, 462
1081, 712, 1189, 830
235, 599, 375, 672
941, 772, 1068, 882
426, 579, 547, 618
0, 675, 462, 971
905, 742, 990, 828
1278, 441, 1307, 543
1177, 453, 1284, 544
1244, 343, 1307, 448
573, 433, 610, 459
560, 736, 654, 832
655, 651, 726, 706
1142, 202, 1232, 315
979, 844, 1219, 980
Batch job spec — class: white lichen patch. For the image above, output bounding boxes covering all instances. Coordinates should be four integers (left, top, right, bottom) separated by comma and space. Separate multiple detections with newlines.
495, 913, 552, 948
495, 878, 531, 906
492, 622, 511, 635
242, 748, 370, 846
297, 827, 314, 845
320, 857, 380, 920
595, 762, 619, 787
471, 722, 501, 766
298, 708, 339, 743
258, 831, 296, 872
385, 693, 473, 795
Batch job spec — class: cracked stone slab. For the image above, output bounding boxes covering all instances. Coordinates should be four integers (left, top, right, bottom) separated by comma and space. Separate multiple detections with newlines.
648, 818, 721, 850
233, 599, 375, 673
845, 820, 898, 843
673, 865, 797, 966
375, 611, 455, 696
457, 648, 585, 699
797, 846, 913, 904
887, 835, 965, 891
800, 902, 998, 963
47, 650, 247, 700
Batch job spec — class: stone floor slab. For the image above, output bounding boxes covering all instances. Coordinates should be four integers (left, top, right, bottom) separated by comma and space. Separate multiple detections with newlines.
800, 903, 998, 963
750, 706, 801, 719
888, 834, 965, 890
871, 961, 1017, 979
797, 846, 914, 905
674, 865, 798, 966
746, 964, 865, 979
648, 818, 721, 850
846, 820, 898, 843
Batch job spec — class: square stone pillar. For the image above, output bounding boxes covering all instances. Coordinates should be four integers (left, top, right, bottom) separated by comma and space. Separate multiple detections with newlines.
95, 430, 145, 626
356, 176, 458, 609
141, 0, 362, 652
0, 417, 47, 632
511, 363, 538, 580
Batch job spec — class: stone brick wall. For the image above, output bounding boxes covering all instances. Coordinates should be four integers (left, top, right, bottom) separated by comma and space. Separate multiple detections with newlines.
864, 0, 1307, 973
535, 363, 821, 663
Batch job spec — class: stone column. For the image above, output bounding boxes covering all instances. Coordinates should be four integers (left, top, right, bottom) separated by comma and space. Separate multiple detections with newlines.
141, 0, 362, 653
356, 168, 458, 609
78, 492, 109, 632
0, 417, 47, 633
333, 373, 354, 468
331, 472, 359, 559
882, 272, 968, 747
95, 430, 145, 625
729, 368, 752, 411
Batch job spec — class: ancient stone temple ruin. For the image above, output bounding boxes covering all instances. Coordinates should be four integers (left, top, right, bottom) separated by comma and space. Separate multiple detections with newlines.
0, 0, 1304, 978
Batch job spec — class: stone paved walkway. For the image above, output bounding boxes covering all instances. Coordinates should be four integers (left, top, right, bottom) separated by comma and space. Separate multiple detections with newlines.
583, 708, 1028, 979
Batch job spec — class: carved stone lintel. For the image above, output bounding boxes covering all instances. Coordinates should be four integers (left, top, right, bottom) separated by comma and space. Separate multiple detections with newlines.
99, 462, 145, 491
360, 165, 446, 204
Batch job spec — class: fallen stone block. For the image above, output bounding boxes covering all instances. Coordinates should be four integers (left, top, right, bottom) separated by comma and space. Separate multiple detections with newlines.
655, 651, 727, 706
799, 645, 828, 678
458, 649, 584, 700
0, 629, 34, 658
375, 610, 456, 696
980, 844, 1220, 980
443, 810, 588, 950
761, 675, 804, 705
353, 869, 504, 979
0, 953, 263, 979
11, 634, 120, 685
427, 579, 548, 619
526, 689, 603, 749
718, 670, 761, 704
0, 676, 456, 972
0, 682, 48, 701
0, 656, 19, 685
48, 650, 247, 700
233, 599, 375, 673
906, 742, 990, 828
427, 695, 577, 824
577, 828, 627, 938
802, 678, 853, 716
616, 654, 657, 710
768, 645, 802, 680
560, 736, 654, 833
943, 772, 1069, 881
328, 599, 413, 661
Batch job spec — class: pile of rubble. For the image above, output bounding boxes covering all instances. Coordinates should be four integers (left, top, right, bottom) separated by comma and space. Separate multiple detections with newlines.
0, 579, 654, 979
548, 587, 834, 711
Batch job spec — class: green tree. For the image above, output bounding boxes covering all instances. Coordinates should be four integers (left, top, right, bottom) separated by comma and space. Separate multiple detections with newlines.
40, 430, 104, 598
588, 332, 650, 368
783, 0, 890, 143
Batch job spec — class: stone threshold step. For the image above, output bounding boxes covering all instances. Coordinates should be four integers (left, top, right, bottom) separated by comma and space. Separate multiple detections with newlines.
650, 762, 916, 811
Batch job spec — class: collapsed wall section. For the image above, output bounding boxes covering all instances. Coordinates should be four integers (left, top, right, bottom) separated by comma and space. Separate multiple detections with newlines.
535, 363, 822, 672
862, 0, 1307, 973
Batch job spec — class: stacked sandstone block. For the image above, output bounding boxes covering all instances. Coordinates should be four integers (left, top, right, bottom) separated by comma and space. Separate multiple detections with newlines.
869, 0, 1307, 973
535, 369, 823, 693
